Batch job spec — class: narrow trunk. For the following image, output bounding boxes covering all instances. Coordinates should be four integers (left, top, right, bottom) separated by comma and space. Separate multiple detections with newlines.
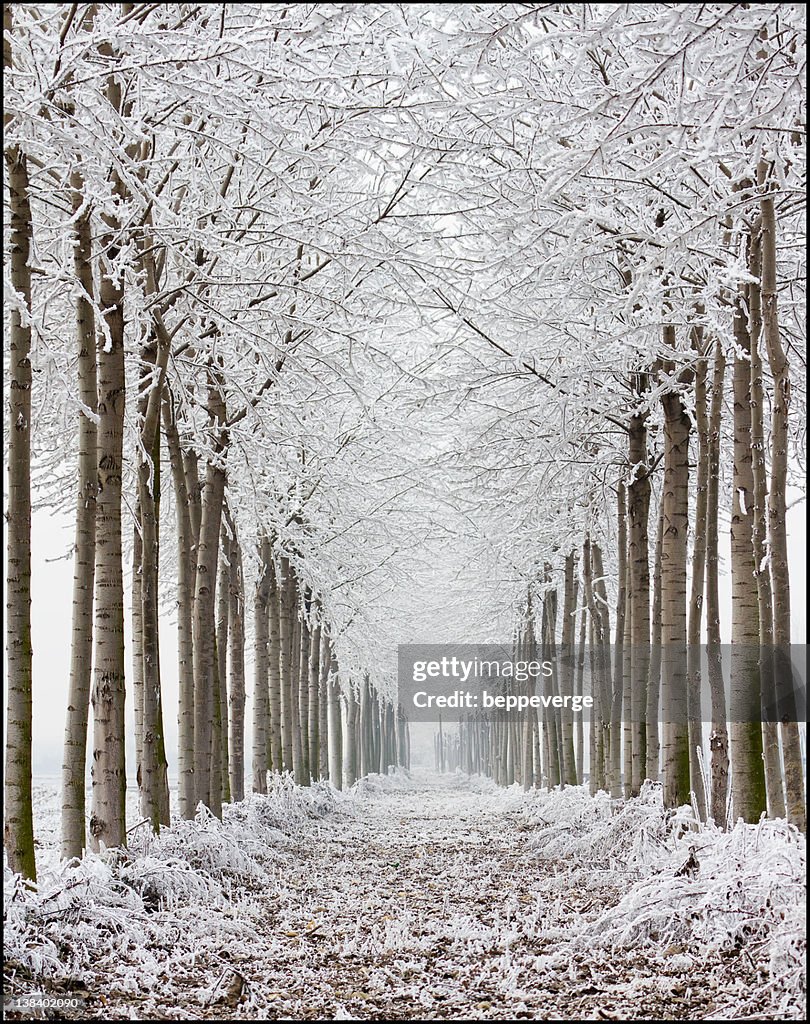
136, 332, 170, 830
290, 601, 305, 782
328, 652, 343, 787
267, 554, 282, 773
660, 357, 692, 810
586, 608, 600, 793
521, 710, 533, 791
748, 228, 785, 819
89, 64, 129, 850
729, 293, 766, 823
627, 407, 651, 792
645, 498, 664, 781
309, 620, 321, 779
216, 521, 230, 804
184, 450, 202, 544
318, 627, 330, 780
343, 688, 358, 787
583, 538, 601, 793
4, 7, 36, 875
192, 384, 227, 814
227, 525, 246, 802
162, 396, 196, 818
62, 187, 98, 861
132, 519, 145, 783
592, 543, 613, 791
521, 620, 534, 792
278, 556, 294, 771
705, 341, 729, 825
210, 639, 222, 816
758, 164, 806, 831
687, 336, 709, 821
252, 537, 272, 794
296, 595, 311, 784
352, 694, 361, 782
360, 680, 371, 778
542, 584, 560, 789
613, 485, 627, 799
622, 563, 633, 796
575, 603, 586, 783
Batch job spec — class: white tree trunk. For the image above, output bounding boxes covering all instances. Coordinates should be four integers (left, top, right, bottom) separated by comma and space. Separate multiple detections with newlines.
89, 62, 129, 851
4, 7, 36, 876
61, 184, 97, 861
163, 395, 196, 819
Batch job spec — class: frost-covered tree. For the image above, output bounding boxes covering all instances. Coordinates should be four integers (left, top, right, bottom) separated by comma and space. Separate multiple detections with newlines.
3, 4, 805, 875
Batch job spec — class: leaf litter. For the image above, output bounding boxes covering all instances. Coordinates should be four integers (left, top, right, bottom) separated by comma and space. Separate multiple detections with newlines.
3, 771, 805, 1020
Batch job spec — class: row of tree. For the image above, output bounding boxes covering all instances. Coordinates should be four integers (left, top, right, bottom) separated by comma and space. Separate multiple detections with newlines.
447, 204, 806, 826
5, 1, 429, 881
432, 3, 806, 828
4, 4, 806, 884
450, 187, 806, 821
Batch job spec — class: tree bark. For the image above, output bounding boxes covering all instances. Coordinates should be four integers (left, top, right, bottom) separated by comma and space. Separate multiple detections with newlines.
660, 344, 692, 809
705, 340, 729, 825
729, 291, 767, 823
252, 536, 272, 794
216, 520, 230, 804
360, 678, 371, 779
318, 626, 330, 780
278, 556, 294, 772
132, 518, 145, 787
758, 164, 806, 830
184, 450, 202, 545
135, 325, 170, 830
296, 593, 311, 784
590, 542, 612, 792
622, 560, 633, 795
583, 538, 602, 793
575, 603, 587, 784
343, 688, 358, 787
267, 554, 282, 774
192, 382, 227, 814
687, 334, 709, 820
328, 648, 343, 787
89, 60, 129, 851
747, 227, 785, 819
163, 395, 196, 818
4, 5, 36, 876
646, 498, 664, 781
613, 485, 628, 799
309, 619, 321, 779
211, 634, 223, 816
62, 184, 98, 861
542, 582, 560, 789
227, 522, 246, 802
627, 407, 651, 793
290, 596, 306, 783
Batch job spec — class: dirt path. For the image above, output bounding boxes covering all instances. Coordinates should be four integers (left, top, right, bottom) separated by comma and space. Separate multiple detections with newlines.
183, 777, 744, 1020
8, 774, 780, 1021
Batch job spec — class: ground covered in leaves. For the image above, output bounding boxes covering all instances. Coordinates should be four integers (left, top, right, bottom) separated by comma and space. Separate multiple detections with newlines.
4, 771, 806, 1020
